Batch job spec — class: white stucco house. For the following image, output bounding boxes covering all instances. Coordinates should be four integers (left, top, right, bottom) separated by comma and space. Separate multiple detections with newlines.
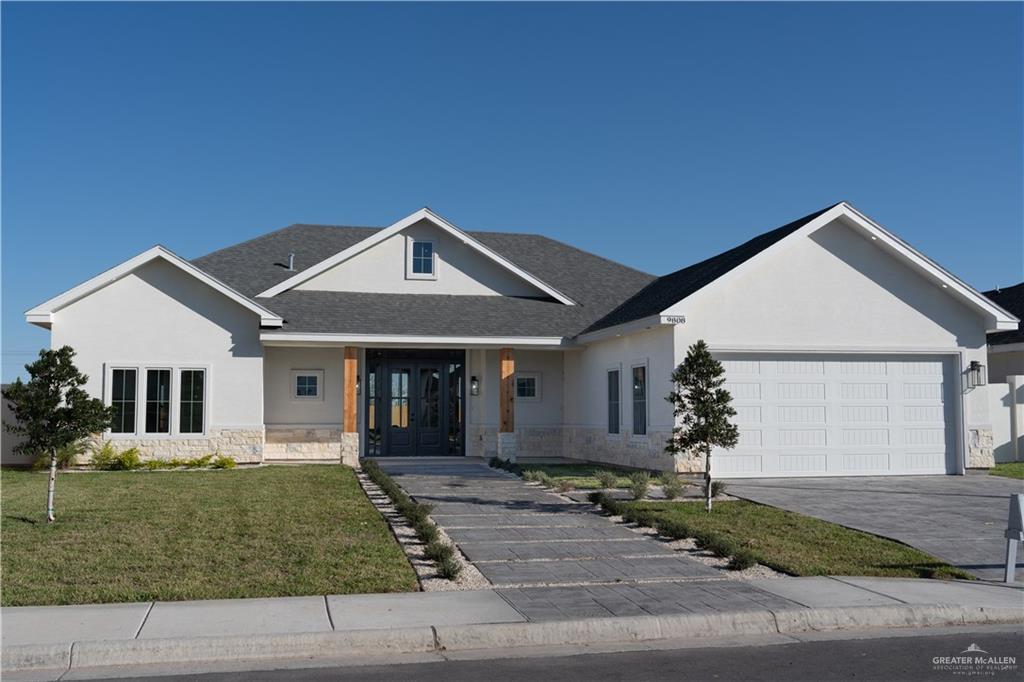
24, 202, 1018, 477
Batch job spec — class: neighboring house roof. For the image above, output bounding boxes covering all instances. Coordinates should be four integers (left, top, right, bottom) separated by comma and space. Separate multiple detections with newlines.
983, 282, 1024, 346
583, 204, 840, 333
192, 219, 656, 337
27, 245, 284, 328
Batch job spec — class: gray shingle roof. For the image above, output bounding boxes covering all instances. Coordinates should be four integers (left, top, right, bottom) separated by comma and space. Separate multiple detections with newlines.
582, 204, 841, 333
192, 224, 655, 337
983, 282, 1024, 346
191, 205, 843, 339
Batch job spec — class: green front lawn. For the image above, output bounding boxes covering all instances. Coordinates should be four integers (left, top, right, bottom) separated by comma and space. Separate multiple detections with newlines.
515, 463, 638, 489
990, 462, 1024, 480
626, 500, 973, 580
1, 466, 418, 606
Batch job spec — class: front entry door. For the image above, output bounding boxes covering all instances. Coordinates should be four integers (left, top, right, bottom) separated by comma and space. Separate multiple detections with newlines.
385, 362, 446, 457
368, 350, 465, 457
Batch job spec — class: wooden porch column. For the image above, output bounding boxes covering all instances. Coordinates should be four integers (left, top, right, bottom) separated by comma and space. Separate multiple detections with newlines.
343, 346, 358, 433
499, 347, 515, 433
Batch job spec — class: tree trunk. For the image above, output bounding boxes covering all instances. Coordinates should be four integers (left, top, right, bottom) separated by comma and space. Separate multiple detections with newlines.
705, 444, 712, 513
46, 447, 57, 523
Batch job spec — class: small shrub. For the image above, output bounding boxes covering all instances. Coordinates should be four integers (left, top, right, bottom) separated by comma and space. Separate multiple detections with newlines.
185, 454, 213, 469
535, 472, 555, 488
587, 491, 604, 505
143, 460, 165, 470
522, 469, 541, 482
414, 519, 440, 544
554, 480, 575, 493
628, 471, 651, 500
703, 480, 727, 499
601, 496, 625, 516
728, 548, 758, 571
696, 531, 737, 558
32, 439, 87, 470
595, 470, 619, 489
211, 455, 236, 469
660, 475, 685, 500
424, 540, 455, 562
654, 517, 691, 540
91, 443, 141, 471
437, 555, 462, 580
622, 507, 656, 528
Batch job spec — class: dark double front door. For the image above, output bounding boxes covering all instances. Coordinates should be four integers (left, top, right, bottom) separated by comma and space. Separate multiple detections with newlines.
366, 350, 464, 457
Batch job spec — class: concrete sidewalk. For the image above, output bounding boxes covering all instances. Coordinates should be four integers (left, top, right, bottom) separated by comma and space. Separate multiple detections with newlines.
3, 577, 1022, 680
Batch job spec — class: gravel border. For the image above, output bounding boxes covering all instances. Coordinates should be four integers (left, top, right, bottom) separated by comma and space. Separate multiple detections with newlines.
356, 471, 490, 592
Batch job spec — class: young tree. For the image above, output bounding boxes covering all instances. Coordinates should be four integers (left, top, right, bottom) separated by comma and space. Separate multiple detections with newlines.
2, 347, 113, 522
665, 340, 739, 512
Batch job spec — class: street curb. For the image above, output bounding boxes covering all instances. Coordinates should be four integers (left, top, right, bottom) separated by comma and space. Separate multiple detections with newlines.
3, 604, 1022, 675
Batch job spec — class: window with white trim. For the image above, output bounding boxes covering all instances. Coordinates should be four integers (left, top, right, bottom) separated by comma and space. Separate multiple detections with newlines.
179, 369, 205, 434
515, 372, 541, 402
145, 369, 172, 434
110, 368, 137, 433
631, 365, 647, 436
292, 370, 324, 400
406, 238, 437, 279
607, 369, 620, 434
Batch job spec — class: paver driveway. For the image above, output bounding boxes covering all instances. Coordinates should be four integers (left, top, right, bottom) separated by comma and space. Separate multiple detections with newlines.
375, 458, 720, 588
727, 474, 1024, 580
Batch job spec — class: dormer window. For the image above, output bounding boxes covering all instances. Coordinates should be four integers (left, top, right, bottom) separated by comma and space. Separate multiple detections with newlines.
406, 238, 437, 280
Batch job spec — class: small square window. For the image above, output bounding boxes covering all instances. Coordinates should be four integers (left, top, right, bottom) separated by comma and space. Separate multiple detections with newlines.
292, 370, 324, 400
406, 238, 437, 279
515, 372, 540, 402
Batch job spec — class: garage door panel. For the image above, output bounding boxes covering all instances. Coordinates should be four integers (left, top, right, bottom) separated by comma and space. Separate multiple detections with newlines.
714, 353, 955, 478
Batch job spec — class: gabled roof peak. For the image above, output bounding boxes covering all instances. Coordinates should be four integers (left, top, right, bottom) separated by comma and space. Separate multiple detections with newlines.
255, 208, 579, 305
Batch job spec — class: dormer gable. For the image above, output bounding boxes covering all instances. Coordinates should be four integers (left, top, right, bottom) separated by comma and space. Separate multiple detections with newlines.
256, 208, 576, 304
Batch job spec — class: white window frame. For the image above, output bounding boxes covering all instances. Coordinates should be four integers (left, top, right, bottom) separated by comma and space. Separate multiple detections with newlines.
515, 371, 541, 403
630, 360, 649, 440
177, 367, 209, 436
406, 236, 438, 280
143, 367, 174, 436
606, 364, 623, 438
292, 369, 325, 401
108, 366, 140, 435
102, 362, 211, 439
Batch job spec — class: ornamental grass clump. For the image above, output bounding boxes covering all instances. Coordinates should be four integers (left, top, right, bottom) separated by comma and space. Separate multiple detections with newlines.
595, 470, 619, 489
413, 519, 440, 544
728, 548, 758, 571
437, 555, 462, 580
423, 540, 455, 562
660, 474, 685, 500
628, 471, 651, 500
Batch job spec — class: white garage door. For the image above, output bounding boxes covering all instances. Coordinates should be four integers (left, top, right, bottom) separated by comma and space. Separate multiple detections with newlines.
713, 354, 956, 478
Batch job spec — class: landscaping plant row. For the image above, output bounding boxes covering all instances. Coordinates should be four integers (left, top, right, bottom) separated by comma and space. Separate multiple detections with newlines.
89, 443, 237, 471
361, 460, 461, 580
487, 456, 722, 501
588, 491, 757, 570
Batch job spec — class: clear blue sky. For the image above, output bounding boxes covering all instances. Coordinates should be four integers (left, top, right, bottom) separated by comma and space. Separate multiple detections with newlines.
3, 2, 1022, 381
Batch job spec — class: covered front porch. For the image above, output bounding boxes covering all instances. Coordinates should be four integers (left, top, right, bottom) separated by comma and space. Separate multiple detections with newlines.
260, 337, 569, 465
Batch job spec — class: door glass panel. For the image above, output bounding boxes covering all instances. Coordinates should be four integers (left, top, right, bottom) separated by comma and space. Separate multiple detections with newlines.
390, 370, 409, 429
366, 364, 381, 455
448, 363, 463, 454
419, 368, 440, 428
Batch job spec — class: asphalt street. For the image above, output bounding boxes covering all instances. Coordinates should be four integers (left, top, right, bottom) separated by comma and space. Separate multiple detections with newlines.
92, 627, 1024, 682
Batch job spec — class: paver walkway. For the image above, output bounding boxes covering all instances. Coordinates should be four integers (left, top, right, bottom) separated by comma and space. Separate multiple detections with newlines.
727, 474, 1024, 581
375, 457, 721, 588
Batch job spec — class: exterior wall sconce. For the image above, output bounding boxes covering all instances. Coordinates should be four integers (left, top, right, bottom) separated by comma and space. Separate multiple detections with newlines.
470, 376, 480, 396
355, 375, 361, 395
967, 361, 987, 389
